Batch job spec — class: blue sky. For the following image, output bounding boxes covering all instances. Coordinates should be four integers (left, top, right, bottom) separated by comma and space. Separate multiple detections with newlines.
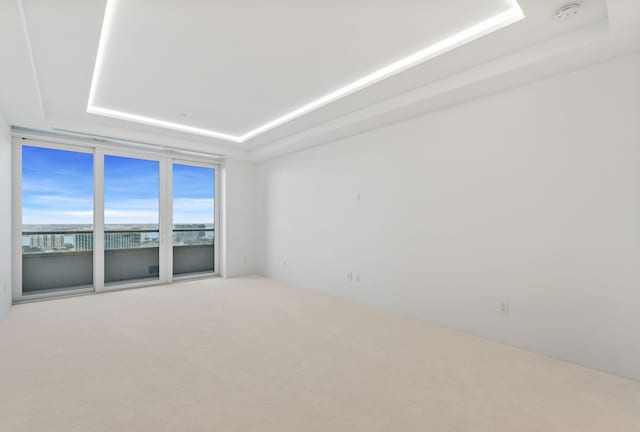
104, 155, 159, 225
22, 146, 214, 225
22, 146, 94, 225
173, 164, 215, 224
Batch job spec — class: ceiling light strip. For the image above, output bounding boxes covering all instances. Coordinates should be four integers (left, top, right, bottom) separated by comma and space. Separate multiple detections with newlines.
87, 0, 117, 111
240, 4, 525, 141
87, 0, 524, 143
86, 105, 243, 142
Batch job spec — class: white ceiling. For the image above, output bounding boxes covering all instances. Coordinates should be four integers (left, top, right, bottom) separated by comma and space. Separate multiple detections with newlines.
1, 0, 639, 159
90, 0, 516, 139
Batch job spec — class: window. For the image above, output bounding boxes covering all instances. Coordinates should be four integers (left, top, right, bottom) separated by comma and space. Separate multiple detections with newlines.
104, 155, 160, 285
14, 138, 219, 300
172, 163, 215, 276
21, 145, 94, 295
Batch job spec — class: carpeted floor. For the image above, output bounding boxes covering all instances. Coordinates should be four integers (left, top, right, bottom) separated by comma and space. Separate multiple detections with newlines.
0, 276, 638, 431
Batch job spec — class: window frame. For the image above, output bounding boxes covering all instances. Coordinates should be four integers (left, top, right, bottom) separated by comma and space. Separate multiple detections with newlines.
170, 159, 220, 281
12, 133, 221, 302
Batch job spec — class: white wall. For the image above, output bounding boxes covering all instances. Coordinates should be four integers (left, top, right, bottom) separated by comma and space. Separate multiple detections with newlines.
256, 52, 640, 380
0, 112, 12, 320
221, 158, 257, 277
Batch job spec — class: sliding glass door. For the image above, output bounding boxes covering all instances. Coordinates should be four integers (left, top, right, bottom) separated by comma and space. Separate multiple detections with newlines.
104, 155, 160, 285
172, 163, 215, 276
21, 145, 94, 296
14, 137, 219, 301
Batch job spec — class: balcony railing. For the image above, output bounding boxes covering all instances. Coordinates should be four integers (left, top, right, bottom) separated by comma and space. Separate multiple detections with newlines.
172, 228, 215, 275
21, 228, 214, 294
22, 230, 93, 294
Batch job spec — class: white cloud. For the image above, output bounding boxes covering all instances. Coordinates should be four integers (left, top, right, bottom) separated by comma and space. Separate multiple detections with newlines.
22, 197, 214, 225
29, 194, 93, 206
22, 210, 93, 225
173, 198, 214, 224
104, 209, 159, 224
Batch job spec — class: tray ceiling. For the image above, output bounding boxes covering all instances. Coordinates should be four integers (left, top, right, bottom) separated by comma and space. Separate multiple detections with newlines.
87, 0, 523, 142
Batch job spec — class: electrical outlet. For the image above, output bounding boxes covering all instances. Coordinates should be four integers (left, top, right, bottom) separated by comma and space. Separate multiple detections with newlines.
356, 192, 361, 201
500, 302, 510, 315
347, 272, 353, 281
355, 274, 360, 282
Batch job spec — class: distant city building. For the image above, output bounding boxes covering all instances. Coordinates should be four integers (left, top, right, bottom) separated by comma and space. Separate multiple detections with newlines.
22, 225, 213, 253
174, 224, 207, 244
74, 233, 93, 251
105, 232, 142, 250
141, 232, 159, 246
29, 234, 64, 250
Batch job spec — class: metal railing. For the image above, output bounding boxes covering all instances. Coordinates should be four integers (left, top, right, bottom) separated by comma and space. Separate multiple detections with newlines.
22, 230, 94, 255
21, 228, 215, 293
22, 230, 162, 253
172, 228, 215, 246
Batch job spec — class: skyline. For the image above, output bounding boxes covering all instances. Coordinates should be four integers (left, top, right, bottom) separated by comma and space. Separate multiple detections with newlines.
22, 146, 215, 225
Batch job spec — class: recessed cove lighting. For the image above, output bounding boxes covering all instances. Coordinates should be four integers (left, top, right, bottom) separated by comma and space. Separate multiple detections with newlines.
87, 1, 525, 143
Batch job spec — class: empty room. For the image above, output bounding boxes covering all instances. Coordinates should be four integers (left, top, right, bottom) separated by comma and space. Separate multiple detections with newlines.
1, 0, 639, 430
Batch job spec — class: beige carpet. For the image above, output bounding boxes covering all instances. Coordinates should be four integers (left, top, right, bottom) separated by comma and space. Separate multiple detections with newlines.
0, 276, 638, 432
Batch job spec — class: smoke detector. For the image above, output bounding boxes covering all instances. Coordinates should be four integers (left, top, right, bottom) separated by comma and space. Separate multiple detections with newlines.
555, 3, 581, 21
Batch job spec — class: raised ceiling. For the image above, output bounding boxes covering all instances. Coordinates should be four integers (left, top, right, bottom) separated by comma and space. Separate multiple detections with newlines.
88, 0, 522, 142
2, 0, 637, 159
